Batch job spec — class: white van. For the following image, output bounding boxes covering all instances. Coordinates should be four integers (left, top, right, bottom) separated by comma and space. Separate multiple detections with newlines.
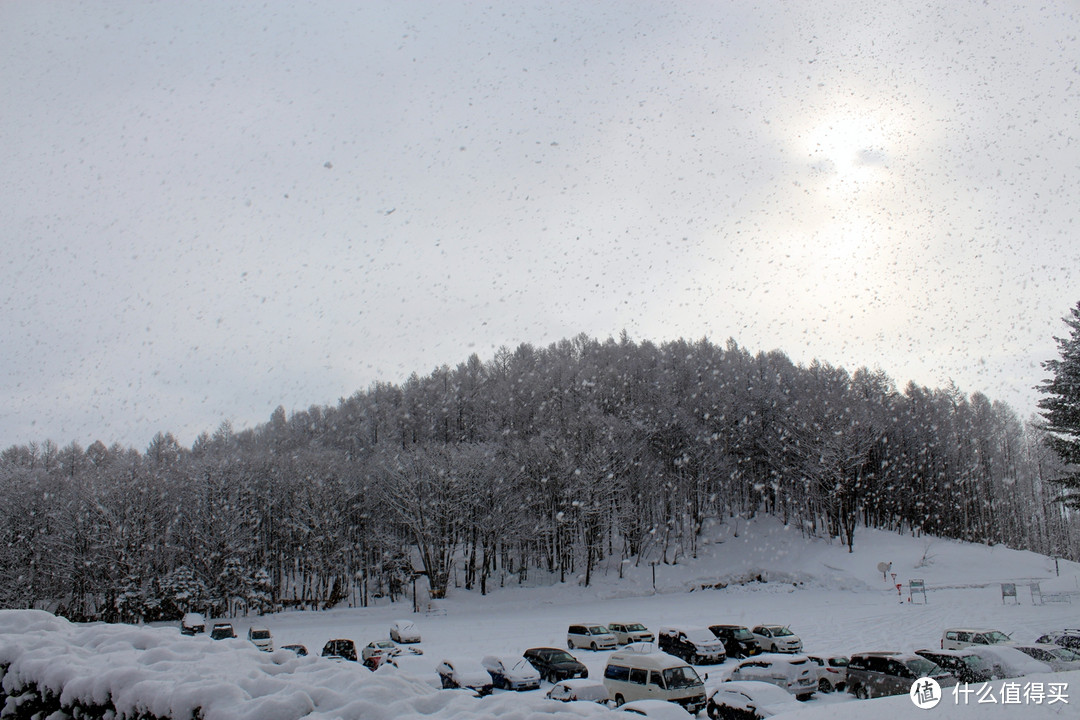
602, 647, 707, 714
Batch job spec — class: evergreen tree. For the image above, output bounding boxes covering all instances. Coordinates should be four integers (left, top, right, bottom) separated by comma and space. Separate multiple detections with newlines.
1037, 301, 1080, 506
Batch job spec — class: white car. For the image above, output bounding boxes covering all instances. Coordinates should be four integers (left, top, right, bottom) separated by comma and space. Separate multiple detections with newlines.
568, 623, 618, 651
436, 658, 494, 695
481, 655, 542, 691
390, 619, 421, 643
728, 654, 817, 699
609, 622, 655, 645
362, 640, 402, 663
806, 654, 848, 692
751, 626, 803, 653
941, 628, 1011, 650
707, 681, 800, 720
619, 699, 694, 718
1010, 644, 1080, 672
247, 625, 273, 651
967, 645, 1052, 678
546, 678, 610, 703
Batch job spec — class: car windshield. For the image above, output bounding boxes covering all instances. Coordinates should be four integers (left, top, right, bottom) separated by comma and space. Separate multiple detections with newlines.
771, 627, 793, 637
983, 631, 1010, 644
687, 629, 716, 643
732, 628, 754, 640
961, 655, 991, 672
626, 623, 647, 632
397, 623, 416, 632
662, 666, 702, 689
510, 658, 534, 673
590, 626, 609, 634
830, 657, 849, 667
906, 658, 942, 676
251, 630, 270, 639
550, 650, 576, 663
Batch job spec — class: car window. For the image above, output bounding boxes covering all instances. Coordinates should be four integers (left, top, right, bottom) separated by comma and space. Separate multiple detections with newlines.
830, 657, 849, 667
984, 631, 1010, 644
629, 668, 647, 685
773, 627, 793, 637
904, 657, 940, 677
649, 671, 664, 688
957, 632, 972, 642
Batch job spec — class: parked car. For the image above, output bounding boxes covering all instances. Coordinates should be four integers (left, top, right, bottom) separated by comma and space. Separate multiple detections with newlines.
568, 623, 618, 651
362, 640, 402, 664
709, 625, 761, 659
321, 638, 358, 662
481, 655, 542, 691
1035, 629, 1080, 652
806, 654, 848, 692
247, 625, 273, 651
706, 680, 800, 720
210, 622, 236, 640
618, 698, 695, 718
846, 652, 956, 699
658, 626, 726, 664
603, 646, 707, 713
524, 647, 589, 683
914, 648, 994, 683
941, 628, 1011, 650
728, 654, 817, 699
390, 619, 422, 644
609, 622, 655, 645
281, 643, 308, 656
750, 626, 802, 654
546, 678, 610, 704
181, 612, 206, 635
1010, 644, 1080, 672
437, 658, 494, 695
966, 644, 1051, 678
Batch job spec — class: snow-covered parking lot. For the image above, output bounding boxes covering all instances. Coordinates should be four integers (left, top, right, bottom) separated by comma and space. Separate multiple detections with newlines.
3, 521, 1080, 719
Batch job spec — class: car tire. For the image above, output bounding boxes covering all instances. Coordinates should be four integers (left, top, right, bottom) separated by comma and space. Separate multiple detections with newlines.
615, 694, 625, 707
546, 670, 558, 684
819, 679, 832, 693
856, 685, 870, 700
567, 639, 574, 650
590, 642, 598, 651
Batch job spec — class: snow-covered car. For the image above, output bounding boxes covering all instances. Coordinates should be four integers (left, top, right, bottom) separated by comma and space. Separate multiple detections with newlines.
281, 643, 308, 656
362, 640, 402, 663
966, 645, 1052, 678
609, 622, 655, 645
210, 622, 236, 640
436, 658, 494, 695
728, 654, 817, 699
750, 626, 802, 654
658, 626, 726, 664
941, 627, 1011, 650
846, 652, 956, 699
247, 625, 273, 651
390, 619, 421, 644
709, 625, 761, 659
618, 698, 695, 718
806, 654, 848, 692
546, 678, 610, 704
1010, 644, 1080, 672
321, 638, 358, 662
1035, 629, 1080, 652
523, 647, 589, 683
180, 612, 206, 635
914, 648, 994, 683
481, 655, 542, 691
706, 680, 801, 720
568, 623, 618, 651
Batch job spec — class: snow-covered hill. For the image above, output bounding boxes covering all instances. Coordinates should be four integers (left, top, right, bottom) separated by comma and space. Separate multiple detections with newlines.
3, 520, 1079, 719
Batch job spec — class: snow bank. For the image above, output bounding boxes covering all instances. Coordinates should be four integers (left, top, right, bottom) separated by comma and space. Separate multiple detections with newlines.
0, 610, 611, 719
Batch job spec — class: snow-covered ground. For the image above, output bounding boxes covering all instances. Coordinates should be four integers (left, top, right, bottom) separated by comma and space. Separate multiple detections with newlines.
3, 519, 1080, 719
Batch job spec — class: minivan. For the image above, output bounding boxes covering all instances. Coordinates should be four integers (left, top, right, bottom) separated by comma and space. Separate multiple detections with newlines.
568, 624, 618, 651
847, 652, 956, 699
658, 626, 726, 664
941, 628, 1011, 650
603, 647, 707, 714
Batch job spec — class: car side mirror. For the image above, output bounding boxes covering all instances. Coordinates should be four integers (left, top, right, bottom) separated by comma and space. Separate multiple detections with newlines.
704, 673, 709, 681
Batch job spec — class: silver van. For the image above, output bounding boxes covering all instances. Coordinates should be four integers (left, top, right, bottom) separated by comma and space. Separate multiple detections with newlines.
602, 647, 707, 714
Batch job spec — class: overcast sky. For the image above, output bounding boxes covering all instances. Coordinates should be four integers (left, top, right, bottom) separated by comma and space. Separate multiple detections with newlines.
2, 1, 1077, 450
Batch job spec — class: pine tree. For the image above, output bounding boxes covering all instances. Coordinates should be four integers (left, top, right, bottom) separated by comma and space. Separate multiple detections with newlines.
1037, 301, 1080, 506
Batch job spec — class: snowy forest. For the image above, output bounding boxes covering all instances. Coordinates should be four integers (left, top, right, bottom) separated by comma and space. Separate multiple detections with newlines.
1, 334, 1076, 623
